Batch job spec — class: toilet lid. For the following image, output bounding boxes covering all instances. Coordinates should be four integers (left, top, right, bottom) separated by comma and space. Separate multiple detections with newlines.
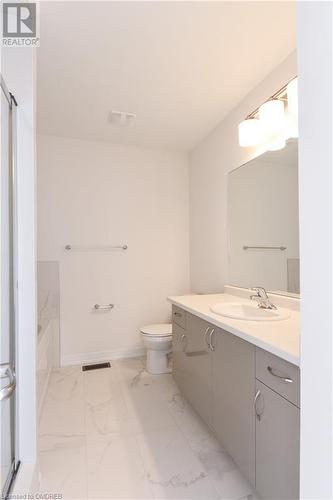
140, 323, 172, 337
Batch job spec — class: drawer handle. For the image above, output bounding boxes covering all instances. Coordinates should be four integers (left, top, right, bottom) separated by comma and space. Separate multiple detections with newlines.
180, 333, 187, 352
209, 328, 216, 351
254, 389, 262, 421
204, 326, 211, 347
267, 366, 293, 383
174, 311, 182, 317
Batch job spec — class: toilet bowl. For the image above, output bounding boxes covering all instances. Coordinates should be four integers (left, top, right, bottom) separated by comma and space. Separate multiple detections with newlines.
140, 323, 172, 374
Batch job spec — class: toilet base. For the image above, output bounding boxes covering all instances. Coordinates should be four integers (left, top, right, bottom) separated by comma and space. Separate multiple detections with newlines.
146, 349, 171, 375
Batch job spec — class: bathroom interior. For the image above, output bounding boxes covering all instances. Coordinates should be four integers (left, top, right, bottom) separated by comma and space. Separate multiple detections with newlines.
34, 3, 300, 499
3, 1, 333, 500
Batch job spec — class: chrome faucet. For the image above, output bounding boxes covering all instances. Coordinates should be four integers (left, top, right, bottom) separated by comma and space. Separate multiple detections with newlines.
250, 287, 277, 310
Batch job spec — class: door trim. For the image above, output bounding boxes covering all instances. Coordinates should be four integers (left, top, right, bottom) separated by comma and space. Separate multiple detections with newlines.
1, 75, 18, 500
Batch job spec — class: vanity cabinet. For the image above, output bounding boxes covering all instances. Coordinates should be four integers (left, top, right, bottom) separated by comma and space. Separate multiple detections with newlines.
171, 306, 300, 500
212, 329, 256, 484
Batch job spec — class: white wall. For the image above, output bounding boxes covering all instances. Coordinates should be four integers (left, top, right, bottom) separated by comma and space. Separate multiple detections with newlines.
1, 46, 37, 467
189, 52, 297, 293
37, 135, 190, 365
297, 2, 333, 498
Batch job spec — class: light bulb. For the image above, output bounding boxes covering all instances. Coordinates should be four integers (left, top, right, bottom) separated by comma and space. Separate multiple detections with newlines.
259, 99, 287, 150
259, 99, 285, 140
286, 114, 298, 139
238, 118, 262, 147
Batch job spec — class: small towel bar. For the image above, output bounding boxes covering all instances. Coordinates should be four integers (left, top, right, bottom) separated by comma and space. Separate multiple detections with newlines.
243, 245, 286, 251
65, 244, 128, 251
93, 304, 114, 311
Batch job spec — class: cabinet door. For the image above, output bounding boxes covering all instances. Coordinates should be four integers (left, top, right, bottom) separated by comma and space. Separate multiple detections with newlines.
212, 329, 255, 484
172, 322, 188, 396
184, 313, 212, 425
255, 380, 300, 500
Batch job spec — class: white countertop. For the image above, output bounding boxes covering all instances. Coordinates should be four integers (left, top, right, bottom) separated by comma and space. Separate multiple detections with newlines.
167, 293, 300, 366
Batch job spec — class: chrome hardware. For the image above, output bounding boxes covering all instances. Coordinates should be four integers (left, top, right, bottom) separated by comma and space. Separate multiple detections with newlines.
65, 244, 128, 251
254, 389, 262, 421
267, 366, 293, 383
243, 245, 286, 251
180, 333, 187, 352
250, 287, 277, 310
204, 326, 211, 347
0, 364, 16, 402
203, 326, 216, 351
209, 328, 216, 351
93, 303, 114, 311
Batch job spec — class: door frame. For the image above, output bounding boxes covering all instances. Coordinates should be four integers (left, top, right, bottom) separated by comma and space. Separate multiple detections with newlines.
1, 73, 19, 499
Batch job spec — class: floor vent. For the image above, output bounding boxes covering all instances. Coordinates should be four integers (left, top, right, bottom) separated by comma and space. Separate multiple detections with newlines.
82, 362, 111, 372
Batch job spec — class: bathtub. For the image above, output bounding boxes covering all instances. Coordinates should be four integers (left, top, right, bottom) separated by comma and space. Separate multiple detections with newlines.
36, 317, 59, 420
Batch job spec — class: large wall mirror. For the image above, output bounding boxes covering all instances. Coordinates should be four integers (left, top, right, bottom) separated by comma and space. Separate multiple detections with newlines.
228, 139, 299, 296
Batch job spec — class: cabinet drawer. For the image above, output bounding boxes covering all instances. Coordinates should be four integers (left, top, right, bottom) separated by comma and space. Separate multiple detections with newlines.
172, 305, 186, 329
256, 349, 300, 407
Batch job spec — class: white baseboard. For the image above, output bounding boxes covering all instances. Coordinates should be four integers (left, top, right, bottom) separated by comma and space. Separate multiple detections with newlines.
61, 346, 146, 367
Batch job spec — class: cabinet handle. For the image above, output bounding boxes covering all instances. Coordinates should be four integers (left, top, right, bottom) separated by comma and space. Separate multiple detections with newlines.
209, 328, 216, 351
267, 366, 293, 383
174, 311, 182, 317
254, 389, 262, 421
204, 326, 211, 347
180, 333, 187, 352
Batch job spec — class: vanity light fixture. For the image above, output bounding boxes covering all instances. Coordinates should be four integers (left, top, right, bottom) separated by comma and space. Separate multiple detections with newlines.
259, 99, 286, 151
286, 114, 298, 140
238, 77, 298, 151
259, 99, 285, 137
238, 118, 262, 147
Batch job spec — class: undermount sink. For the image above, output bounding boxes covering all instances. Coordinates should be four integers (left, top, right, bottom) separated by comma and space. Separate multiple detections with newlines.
210, 302, 290, 321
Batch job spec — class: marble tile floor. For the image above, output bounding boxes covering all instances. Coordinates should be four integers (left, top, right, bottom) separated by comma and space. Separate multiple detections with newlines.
35, 357, 258, 500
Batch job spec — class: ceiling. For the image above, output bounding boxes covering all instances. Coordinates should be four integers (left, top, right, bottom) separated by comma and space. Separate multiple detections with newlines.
37, 1, 296, 151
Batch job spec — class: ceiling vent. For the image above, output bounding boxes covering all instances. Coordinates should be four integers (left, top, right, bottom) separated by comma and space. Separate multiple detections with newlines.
108, 110, 136, 127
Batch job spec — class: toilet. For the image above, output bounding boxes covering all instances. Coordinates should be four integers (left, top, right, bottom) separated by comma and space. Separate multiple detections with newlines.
140, 323, 172, 374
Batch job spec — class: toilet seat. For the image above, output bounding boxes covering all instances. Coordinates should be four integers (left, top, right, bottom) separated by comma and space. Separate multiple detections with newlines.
140, 323, 172, 337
